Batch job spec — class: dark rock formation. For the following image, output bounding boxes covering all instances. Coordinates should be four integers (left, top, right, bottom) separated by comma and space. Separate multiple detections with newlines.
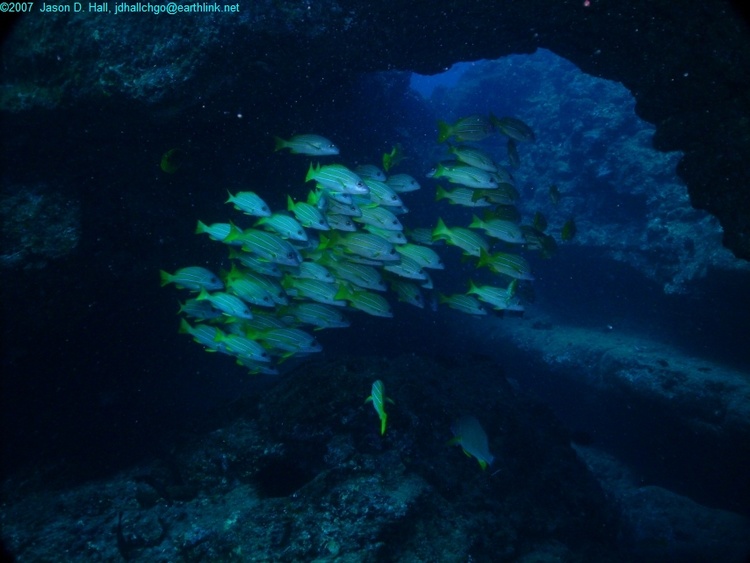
477, 311, 750, 516
2, 1, 749, 258
0, 355, 624, 561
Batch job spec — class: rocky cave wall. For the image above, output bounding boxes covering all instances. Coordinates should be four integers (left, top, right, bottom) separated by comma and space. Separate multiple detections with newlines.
2, 0, 749, 258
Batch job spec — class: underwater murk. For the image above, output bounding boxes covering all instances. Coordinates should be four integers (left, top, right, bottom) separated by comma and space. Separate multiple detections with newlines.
2, 17, 750, 563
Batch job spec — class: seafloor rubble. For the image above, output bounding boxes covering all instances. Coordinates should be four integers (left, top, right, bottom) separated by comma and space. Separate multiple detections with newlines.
3, 353, 749, 562
2, 355, 624, 562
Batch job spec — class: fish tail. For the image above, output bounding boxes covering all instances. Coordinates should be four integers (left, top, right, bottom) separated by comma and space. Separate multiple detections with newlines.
435, 185, 447, 202
195, 220, 208, 235
382, 152, 392, 172
468, 214, 482, 228
380, 415, 387, 436
273, 136, 286, 152
432, 217, 449, 241
304, 162, 317, 183
224, 224, 242, 243
178, 318, 191, 334
159, 270, 172, 287
437, 120, 451, 143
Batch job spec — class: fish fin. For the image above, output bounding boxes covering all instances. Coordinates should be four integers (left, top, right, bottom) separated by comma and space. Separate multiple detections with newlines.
478, 459, 488, 470
446, 437, 460, 447
364, 395, 373, 404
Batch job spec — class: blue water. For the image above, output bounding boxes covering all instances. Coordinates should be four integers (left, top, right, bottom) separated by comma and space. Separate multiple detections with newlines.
2, 42, 750, 562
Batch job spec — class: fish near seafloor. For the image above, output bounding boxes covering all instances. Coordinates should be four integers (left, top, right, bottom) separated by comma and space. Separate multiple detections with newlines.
449, 415, 495, 470
365, 379, 394, 435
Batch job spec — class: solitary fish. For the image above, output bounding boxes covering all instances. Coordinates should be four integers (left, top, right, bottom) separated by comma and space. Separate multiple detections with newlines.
336, 284, 394, 318
226, 191, 271, 217
305, 163, 369, 195
561, 218, 577, 241
382, 143, 405, 172
386, 173, 421, 193
429, 163, 498, 190
449, 415, 495, 470
432, 218, 489, 257
274, 134, 339, 156
255, 213, 308, 242
160, 266, 224, 291
160, 148, 185, 174
491, 115, 536, 143
506, 138, 521, 168
437, 115, 494, 143
476, 249, 534, 281
196, 288, 254, 320
436, 185, 491, 208
438, 293, 487, 316
549, 184, 562, 206
448, 144, 498, 173
469, 215, 525, 244
365, 380, 394, 435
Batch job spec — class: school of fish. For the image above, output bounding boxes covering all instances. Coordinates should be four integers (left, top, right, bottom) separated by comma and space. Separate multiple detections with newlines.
162, 117, 544, 374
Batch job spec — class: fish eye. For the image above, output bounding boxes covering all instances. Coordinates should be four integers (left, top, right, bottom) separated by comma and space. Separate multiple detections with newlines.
287, 252, 294, 258
389, 249, 396, 254
392, 220, 398, 225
